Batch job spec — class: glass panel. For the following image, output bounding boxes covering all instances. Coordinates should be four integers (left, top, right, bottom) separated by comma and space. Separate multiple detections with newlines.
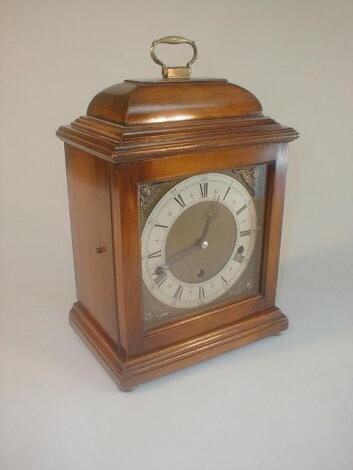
139, 164, 268, 330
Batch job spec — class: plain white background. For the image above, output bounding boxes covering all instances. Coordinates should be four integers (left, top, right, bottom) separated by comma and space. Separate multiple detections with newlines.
1, 1, 353, 469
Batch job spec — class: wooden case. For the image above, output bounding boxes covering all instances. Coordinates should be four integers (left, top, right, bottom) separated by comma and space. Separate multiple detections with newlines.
57, 77, 298, 391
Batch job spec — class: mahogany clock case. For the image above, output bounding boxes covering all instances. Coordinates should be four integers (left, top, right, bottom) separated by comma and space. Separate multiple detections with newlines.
57, 77, 298, 391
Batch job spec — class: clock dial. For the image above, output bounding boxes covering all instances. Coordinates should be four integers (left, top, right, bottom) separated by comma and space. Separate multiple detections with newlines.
141, 173, 257, 309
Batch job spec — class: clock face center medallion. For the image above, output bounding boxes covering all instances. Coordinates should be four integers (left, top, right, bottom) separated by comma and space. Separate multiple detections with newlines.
165, 200, 237, 284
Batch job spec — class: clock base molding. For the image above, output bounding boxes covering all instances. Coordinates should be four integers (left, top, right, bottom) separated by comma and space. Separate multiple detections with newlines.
69, 302, 288, 391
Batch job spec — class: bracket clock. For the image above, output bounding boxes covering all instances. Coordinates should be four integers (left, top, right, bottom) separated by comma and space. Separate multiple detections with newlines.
57, 36, 299, 391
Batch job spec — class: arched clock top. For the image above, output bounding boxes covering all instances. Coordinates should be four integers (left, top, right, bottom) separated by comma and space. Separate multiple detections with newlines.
86, 80, 263, 126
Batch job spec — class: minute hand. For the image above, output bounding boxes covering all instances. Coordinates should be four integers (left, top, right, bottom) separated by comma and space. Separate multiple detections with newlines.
200, 196, 220, 241
160, 244, 199, 271
169, 245, 199, 266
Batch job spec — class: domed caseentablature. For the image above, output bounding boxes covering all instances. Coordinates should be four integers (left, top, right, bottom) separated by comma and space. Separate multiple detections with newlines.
57, 37, 298, 163
86, 79, 263, 126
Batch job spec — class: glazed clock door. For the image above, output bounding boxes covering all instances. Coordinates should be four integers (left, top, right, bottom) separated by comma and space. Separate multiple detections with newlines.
139, 164, 268, 329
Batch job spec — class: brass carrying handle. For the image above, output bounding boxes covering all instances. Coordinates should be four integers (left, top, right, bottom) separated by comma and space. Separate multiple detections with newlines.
150, 35, 198, 79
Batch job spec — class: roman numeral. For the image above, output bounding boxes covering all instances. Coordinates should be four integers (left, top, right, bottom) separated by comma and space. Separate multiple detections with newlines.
154, 269, 167, 287
240, 229, 251, 237
173, 285, 183, 300
236, 204, 247, 215
148, 250, 162, 259
223, 186, 230, 200
174, 194, 186, 208
221, 276, 228, 285
199, 286, 205, 300
199, 182, 208, 198
154, 223, 168, 229
233, 253, 245, 263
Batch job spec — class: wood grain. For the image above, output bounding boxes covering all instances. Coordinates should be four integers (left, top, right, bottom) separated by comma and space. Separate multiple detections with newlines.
57, 114, 298, 163
65, 146, 118, 343
70, 301, 288, 391
86, 80, 262, 126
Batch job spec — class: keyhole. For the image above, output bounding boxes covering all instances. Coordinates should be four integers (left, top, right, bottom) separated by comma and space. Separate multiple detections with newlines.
197, 268, 205, 278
